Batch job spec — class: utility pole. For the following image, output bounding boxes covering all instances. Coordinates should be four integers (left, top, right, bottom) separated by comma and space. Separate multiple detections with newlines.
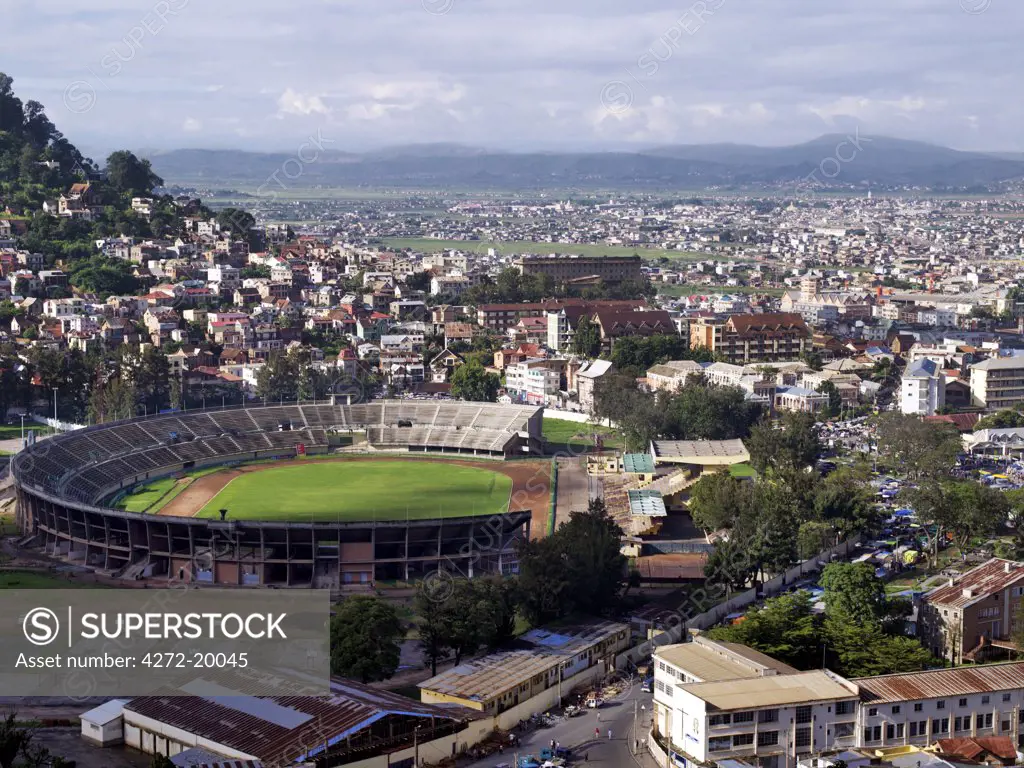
52, 387, 58, 423
632, 699, 639, 755
414, 725, 421, 767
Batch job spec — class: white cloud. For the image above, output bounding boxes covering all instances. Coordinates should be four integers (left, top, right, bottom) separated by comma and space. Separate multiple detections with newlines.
276, 88, 329, 117
182, 117, 202, 132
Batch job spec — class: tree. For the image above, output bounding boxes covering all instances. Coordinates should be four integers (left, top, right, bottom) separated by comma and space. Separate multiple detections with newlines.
151, 755, 175, 768
516, 498, 626, 624
687, 471, 751, 535
405, 271, 433, 293
876, 413, 960, 483
215, 207, 255, 236
820, 562, 885, 625
256, 351, 300, 402
594, 372, 663, 452
662, 379, 763, 441
813, 467, 879, 541
706, 591, 820, 669
816, 381, 842, 418
975, 409, 1024, 431
0, 712, 29, 768
450, 360, 499, 403
105, 150, 163, 196
329, 596, 403, 683
572, 314, 602, 358
797, 520, 836, 560
746, 413, 821, 474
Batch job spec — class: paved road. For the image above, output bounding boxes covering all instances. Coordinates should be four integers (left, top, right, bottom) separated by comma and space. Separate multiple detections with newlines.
462, 681, 656, 768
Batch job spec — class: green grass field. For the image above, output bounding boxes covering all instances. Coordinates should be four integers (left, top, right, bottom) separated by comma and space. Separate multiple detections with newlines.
195, 460, 513, 521
0, 424, 49, 441
543, 418, 622, 450
381, 237, 733, 263
117, 477, 178, 512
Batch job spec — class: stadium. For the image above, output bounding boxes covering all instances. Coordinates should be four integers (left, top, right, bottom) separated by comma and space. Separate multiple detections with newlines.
10, 400, 550, 588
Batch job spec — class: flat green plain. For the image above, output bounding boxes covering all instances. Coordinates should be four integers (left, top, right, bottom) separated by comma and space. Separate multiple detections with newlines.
195, 460, 513, 521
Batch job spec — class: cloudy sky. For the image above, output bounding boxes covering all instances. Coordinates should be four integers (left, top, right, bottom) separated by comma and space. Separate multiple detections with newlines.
6, 0, 1022, 155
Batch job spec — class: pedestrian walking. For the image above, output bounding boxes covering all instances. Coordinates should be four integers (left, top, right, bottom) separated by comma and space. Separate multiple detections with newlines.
607, 728, 613, 740
595, 727, 600, 739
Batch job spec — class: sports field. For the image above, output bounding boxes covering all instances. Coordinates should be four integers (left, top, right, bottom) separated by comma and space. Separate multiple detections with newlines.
194, 459, 514, 521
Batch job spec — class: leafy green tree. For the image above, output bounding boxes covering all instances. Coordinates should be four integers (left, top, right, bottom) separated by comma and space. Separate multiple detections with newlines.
516, 498, 626, 624
813, 467, 879, 541
215, 207, 255, 235
572, 314, 602, 358
105, 150, 162, 196
256, 351, 300, 402
876, 413, 960, 483
706, 591, 820, 669
450, 360, 499, 403
662, 379, 763, 441
816, 381, 842, 418
797, 520, 837, 560
820, 562, 885, 625
329, 596, 403, 683
687, 471, 751, 534
975, 409, 1024, 430
747, 412, 821, 474
0, 711, 30, 768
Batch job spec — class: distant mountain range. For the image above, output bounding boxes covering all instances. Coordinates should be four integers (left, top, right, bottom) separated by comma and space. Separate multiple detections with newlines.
145, 136, 1024, 191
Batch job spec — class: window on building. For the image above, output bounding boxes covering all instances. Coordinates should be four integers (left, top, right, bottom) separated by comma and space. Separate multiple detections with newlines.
733, 733, 754, 747
892, 705, 901, 715
959, 698, 968, 707
795, 728, 811, 748
954, 716, 967, 732
937, 700, 946, 710
758, 731, 779, 747
795, 706, 812, 724
982, 713, 994, 729
1002, 720, 1011, 733
835, 723, 855, 739
836, 701, 854, 716
758, 710, 779, 724
863, 726, 882, 743
709, 737, 732, 752
1003, 693, 1012, 703
933, 718, 949, 734
733, 711, 754, 724
709, 714, 730, 727
982, 695, 990, 705
910, 722, 919, 738
914, 703, 924, 712
868, 708, 878, 717
886, 724, 905, 740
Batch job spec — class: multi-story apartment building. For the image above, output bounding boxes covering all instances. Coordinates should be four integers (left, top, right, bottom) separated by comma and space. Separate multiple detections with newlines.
647, 360, 705, 392
690, 314, 812, 365
971, 357, 1024, 410
654, 636, 1024, 767
901, 358, 946, 416
919, 558, 1024, 664
517, 255, 643, 285
855, 663, 1024, 749
505, 359, 563, 406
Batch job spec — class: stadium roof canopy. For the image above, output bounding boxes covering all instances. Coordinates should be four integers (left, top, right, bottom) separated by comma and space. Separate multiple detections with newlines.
628, 489, 667, 517
650, 439, 750, 466
623, 453, 655, 474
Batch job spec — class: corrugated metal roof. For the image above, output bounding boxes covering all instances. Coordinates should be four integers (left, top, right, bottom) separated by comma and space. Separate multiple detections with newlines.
924, 558, 1024, 609
420, 621, 627, 702
651, 439, 750, 465
125, 676, 472, 764
628, 489, 667, 517
855, 662, 1024, 704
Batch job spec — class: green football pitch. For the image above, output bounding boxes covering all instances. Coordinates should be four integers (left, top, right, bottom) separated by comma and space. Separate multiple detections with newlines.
195, 460, 513, 522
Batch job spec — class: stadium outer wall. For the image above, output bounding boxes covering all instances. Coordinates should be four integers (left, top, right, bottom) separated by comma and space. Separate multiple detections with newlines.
11, 401, 541, 588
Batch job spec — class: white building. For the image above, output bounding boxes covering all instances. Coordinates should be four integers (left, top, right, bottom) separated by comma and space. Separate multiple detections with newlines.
970, 356, 1024, 410
506, 359, 561, 406
901, 359, 945, 416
